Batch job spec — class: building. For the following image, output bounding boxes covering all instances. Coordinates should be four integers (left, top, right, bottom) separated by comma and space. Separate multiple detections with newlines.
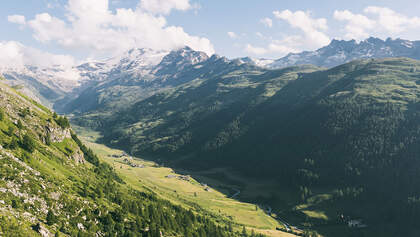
348, 219, 367, 228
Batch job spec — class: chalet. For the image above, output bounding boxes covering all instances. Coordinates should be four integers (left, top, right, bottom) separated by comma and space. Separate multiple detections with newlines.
348, 219, 367, 228
178, 175, 191, 181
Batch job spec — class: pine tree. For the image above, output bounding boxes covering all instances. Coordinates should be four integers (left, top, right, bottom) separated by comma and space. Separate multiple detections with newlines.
17, 120, 23, 129
0, 108, 4, 121
242, 226, 247, 237
46, 210, 57, 225
21, 134, 36, 153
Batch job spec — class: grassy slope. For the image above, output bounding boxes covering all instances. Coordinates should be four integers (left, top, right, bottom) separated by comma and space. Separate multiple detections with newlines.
0, 82, 271, 237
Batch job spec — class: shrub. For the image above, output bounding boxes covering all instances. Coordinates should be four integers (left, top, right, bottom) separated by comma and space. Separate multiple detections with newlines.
55, 116, 70, 129
45, 133, 51, 145
8, 137, 19, 150
46, 210, 57, 225
8, 126, 15, 136
20, 107, 30, 117
17, 120, 23, 129
0, 108, 4, 121
21, 134, 36, 153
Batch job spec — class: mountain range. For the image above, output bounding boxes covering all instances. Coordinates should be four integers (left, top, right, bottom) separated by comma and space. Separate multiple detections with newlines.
2, 37, 420, 113
262, 37, 420, 68
3, 37, 420, 236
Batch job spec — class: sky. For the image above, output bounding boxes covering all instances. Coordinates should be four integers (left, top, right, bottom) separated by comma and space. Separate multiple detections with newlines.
1, 0, 420, 68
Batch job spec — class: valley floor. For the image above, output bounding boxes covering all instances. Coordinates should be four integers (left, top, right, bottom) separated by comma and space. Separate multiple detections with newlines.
73, 126, 297, 237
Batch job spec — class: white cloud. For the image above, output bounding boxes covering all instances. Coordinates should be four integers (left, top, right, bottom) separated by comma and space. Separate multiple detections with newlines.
139, 0, 191, 15
244, 36, 299, 57
227, 32, 237, 39
364, 6, 420, 34
335, 7, 420, 40
245, 44, 267, 55
7, 15, 26, 25
273, 10, 330, 48
334, 10, 376, 40
0, 41, 75, 69
10, 0, 214, 58
245, 9, 330, 57
260, 17, 273, 28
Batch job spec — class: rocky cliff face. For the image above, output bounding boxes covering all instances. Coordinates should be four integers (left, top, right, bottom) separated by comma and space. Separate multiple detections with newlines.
45, 125, 71, 143
0, 83, 85, 165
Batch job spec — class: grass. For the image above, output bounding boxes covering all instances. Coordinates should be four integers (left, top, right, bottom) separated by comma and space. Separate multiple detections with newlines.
73, 125, 295, 237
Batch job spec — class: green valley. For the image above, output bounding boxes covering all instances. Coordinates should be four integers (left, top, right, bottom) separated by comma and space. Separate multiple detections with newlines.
3, 1, 420, 236
73, 125, 296, 237
0, 81, 270, 236
72, 58, 420, 237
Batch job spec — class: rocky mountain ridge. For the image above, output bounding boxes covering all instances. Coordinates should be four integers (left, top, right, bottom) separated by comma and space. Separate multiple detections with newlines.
264, 37, 420, 68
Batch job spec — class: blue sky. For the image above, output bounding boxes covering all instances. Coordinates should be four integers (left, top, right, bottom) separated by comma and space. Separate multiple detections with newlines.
1, 0, 420, 67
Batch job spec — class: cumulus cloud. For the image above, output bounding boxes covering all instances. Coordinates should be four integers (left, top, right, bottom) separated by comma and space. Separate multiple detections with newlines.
364, 6, 420, 33
246, 10, 329, 57
334, 10, 375, 40
244, 36, 299, 56
260, 17, 273, 28
8, 15, 26, 25
10, 0, 214, 58
0, 41, 75, 69
335, 6, 420, 40
227, 32, 237, 39
273, 10, 330, 48
139, 0, 191, 15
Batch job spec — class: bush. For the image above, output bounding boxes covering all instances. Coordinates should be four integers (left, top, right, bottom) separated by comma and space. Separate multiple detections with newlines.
55, 116, 70, 129
0, 108, 4, 121
45, 133, 51, 145
8, 126, 15, 136
46, 210, 57, 225
20, 107, 30, 118
17, 120, 23, 129
21, 134, 36, 153
8, 137, 19, 150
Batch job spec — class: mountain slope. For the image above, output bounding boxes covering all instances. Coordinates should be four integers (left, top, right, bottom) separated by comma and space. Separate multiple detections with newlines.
76, 58, 420, 236
0, 81, 263, 237
4, 38, 420, 114
61, 47, 210, 114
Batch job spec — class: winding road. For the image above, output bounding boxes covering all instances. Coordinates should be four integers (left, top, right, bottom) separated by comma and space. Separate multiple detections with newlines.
230, 188, 241, 199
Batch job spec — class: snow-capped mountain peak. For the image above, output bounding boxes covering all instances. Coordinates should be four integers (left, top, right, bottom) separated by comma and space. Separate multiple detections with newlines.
265, 37, 420, 69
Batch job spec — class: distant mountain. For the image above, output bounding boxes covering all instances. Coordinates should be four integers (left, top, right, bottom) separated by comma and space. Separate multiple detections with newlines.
3, 37, 420, 112
0, 65, 83, 107
0, 47, 212, 113
237, 57, 274, 67
265, 37, 420, 68
60, 47, 214, 114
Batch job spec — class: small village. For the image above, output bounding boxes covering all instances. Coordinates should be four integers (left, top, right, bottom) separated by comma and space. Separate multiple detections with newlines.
109, 152, 145, 168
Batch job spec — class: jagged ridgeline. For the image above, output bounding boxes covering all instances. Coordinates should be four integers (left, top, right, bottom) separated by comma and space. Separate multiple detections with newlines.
0, 82, 262, 236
